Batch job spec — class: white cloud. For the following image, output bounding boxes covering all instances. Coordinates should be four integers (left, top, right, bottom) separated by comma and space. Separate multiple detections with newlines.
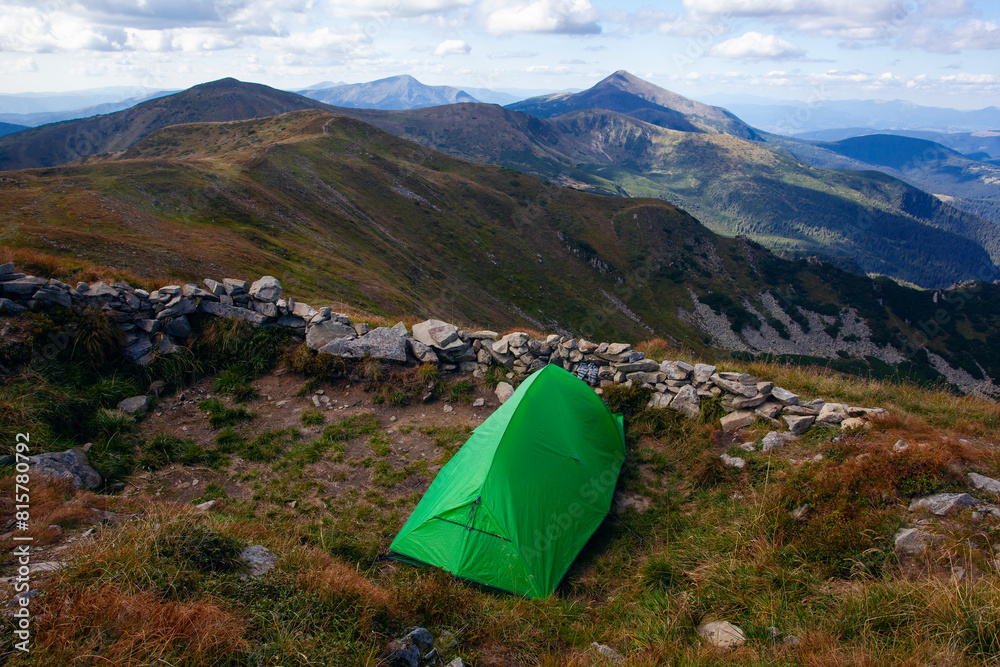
329, 0, 474, 19
484, 0, 600, 35
684, 0, 917, 40
488, 50, 538, 59
709, 31, 803, 59
910, 19, 1000, 52
0, 6, 116, 52
13, 56, 36, 71
433, 38, 470, 55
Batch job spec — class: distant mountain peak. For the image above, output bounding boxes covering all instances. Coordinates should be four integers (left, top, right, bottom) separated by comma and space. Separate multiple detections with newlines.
506, 70, 759, 140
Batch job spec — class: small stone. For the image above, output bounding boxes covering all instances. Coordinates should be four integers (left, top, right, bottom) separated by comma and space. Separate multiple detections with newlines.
761, 431, 793, 452
893, 439, 909, 453
841, 417, 867, 430
696, 621, 746, 650
195, 500, 217, 511
405, 627, 434, 654
783, 414, 815, 436
495, 382, 514, 404
240, 545, 278, 577
720, 454, 746, 469
590, 642, 625, 664
969, 472, 1000, 496
117, 395, 151, 415
443, 405, 454, 413
909, 493, 981, 516
770, 387, 799, 406
720, 411, 756, 431
894, 527, 935, 555
473, 398, 485, 407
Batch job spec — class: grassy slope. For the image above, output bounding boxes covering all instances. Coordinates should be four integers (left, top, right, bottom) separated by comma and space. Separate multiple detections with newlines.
336, 105, 1000, 288
2, 316, 1000, 666
3, 109, 1000, 387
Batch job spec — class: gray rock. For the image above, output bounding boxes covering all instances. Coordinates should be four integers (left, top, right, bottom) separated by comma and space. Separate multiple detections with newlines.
305, 320, 356, 350
276, 314, 306, 329
894, 527, 936, 555
412, 319, 461, 350
248, 276, 281, 302
816, 402, 848, 426
252, 300, 278, 318
693, 363, 716, 383
182, 283, 219, 301
124, 336, 154, 365
909, 493, 981, 516
198, 300, 269, 325
240, 545, 278, 577
0, 297, 26, 313
203, 278, 226, 296
28, 448, 102, 490
0, 261, 14, 275
223, 278, 249, 296
627, 371, 666, 384
669, 384, 701, 419
353, 322, 371, 336
697, 621, 746, 650
387, 641, 420, 667
616, 359, 660, 373
163, 315, 192, 338
195, 500, 217, 511
661, 360, 693, 380
770, 387, 799, 405
445, 660, 467, 667
783, 404, 819, 416
117, 395, 150, 415
32, 287, 72, 308
291, 301, 317, 320
320, 326, 407, 362
465, 330, 499, 339
720, 411, 756, 431
590, 641, 625, 664
649, 392, 673, 409
761, 431, 794, 452
969, 472, 1000, 496
711, 374, 758, 398
783, 414, 816, 436
158, 334, 182, 355
407, 338, 439, 364
1, 276, 46, 299
495, 382, 515, 404
732, 394, 767, 410
405, 627, 434, 654
157, 297, 196, 319
720, 454, 746, 469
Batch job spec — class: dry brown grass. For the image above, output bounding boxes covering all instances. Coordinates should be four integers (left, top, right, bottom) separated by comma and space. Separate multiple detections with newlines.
27, 583, 247, 666
0, 245, 175, 290
0, 477, 110, 551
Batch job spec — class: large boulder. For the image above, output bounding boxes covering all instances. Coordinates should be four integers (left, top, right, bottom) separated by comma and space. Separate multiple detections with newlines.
29, 448, 102, 490
249, 276, 282, 302
669, 384, 700, 419
320, 326, 407, 362
412, 319, 463, 351
305, 320, 356, 350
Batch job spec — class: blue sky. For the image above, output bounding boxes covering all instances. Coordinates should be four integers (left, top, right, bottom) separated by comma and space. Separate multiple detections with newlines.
0, 0, 998, 107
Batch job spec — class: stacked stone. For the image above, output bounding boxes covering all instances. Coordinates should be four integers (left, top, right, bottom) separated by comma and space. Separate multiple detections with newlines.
0, 264, 885, 436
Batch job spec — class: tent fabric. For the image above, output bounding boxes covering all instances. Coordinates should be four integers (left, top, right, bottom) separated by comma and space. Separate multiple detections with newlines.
387, 364, 626, 597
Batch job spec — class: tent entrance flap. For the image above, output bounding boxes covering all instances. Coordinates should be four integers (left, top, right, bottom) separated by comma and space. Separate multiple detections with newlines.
388, 364, 626, 598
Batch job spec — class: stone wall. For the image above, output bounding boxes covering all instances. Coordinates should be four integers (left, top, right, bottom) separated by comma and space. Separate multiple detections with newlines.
0, 265, 885, 436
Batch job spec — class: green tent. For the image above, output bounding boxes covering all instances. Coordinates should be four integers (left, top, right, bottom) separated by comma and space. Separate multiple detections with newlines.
387, 364, 626, 597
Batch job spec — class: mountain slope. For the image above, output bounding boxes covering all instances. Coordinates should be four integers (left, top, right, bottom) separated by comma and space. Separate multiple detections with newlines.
3, 108, 1000, 393
339, 103, 1000, 288
767, 132, 1000, 227
0, 78, 334, 171
0, 122, 26, 137
300, 75, 478, 110
507, 70, 759, 140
